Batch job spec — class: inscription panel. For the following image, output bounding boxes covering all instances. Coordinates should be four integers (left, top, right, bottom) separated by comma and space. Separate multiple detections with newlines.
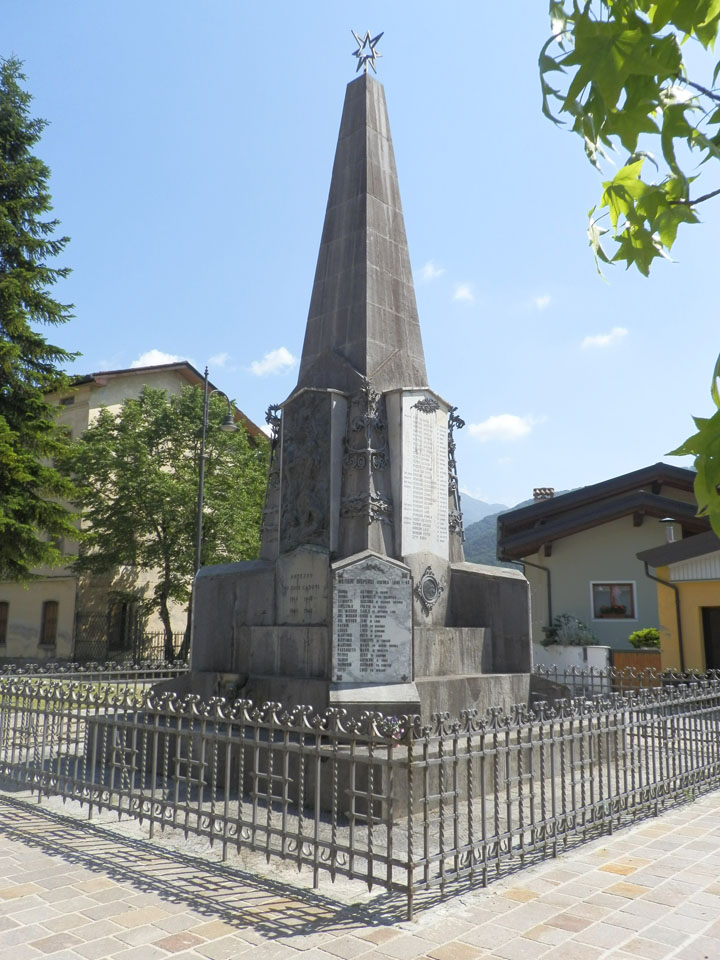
276, 547, 329, 625
332, 555, 412, 683
401, 395, 449, 557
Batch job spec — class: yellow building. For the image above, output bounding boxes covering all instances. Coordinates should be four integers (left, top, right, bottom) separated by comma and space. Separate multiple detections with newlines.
637, 530, 720, 672
0, 361, 261, 663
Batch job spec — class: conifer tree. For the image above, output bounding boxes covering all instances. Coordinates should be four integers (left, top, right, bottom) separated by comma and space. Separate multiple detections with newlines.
0, 56, 77, 578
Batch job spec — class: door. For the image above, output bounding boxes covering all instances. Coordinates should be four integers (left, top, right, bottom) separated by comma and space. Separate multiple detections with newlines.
702, 607, 720, 670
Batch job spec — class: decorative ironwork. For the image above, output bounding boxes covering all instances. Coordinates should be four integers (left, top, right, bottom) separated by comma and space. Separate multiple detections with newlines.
448, 510, 463, 534
412, 396, 440, 414
343, 379, 389, 471
340, 491, 393, 524
260, 405, 282, 542
414, 566, 445, 613
351, 30, 383, 74
3, 662, 720, 920
448, 406, 466, 541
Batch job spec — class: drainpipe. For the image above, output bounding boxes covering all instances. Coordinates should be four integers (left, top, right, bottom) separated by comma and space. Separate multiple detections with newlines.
643, 560, 684, 673
505, 555, 552, 629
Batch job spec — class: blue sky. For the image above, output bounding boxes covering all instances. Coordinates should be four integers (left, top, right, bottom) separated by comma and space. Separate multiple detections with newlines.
5, 2, 717, 507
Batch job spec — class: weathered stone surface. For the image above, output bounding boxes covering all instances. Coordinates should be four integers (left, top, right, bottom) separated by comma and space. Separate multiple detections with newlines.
332, 552, 412, 684
414, 627, 491, 677
279, 391, 333, 554
276, 546, 329, 625
234, 625, 330, 679
415, 673, 530, 718
399, 392, 449, 558
450, 562, 532, 673
191, 560, 274, 673
297, 73, 427, 395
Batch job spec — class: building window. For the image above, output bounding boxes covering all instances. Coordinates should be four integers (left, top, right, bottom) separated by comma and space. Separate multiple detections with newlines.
591, 582, 636, 619
0, 602, 8, 645
40, 601, 59, 646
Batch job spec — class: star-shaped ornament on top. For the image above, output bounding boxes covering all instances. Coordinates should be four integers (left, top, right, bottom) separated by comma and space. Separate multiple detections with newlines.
352, 30, 383, 74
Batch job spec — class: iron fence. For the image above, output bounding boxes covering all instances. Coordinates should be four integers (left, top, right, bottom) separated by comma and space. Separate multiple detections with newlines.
1, 666, 720, 917
533, 664, 720, 699
0, 660, 188, 695
73, 615, 187, 664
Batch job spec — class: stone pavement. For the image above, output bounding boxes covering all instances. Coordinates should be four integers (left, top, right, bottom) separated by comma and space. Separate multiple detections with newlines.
1, 789, 720, 960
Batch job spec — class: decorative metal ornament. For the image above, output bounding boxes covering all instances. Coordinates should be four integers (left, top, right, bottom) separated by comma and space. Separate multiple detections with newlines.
340, 491, 393, 524
448, 405, 466, 541
415, 566, 445, 613
413, 396, 440, 414
352, 30, 384, 74
343, 378, 389, 471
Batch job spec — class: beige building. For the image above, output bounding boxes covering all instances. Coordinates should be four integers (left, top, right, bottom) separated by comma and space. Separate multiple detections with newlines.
0, 361, 261, 662
497, 464, 709, 651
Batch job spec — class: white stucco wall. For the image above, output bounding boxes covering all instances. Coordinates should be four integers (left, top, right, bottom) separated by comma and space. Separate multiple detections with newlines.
523, 514, 679, 649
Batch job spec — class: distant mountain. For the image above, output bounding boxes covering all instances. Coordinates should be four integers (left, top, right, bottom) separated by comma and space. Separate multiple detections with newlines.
462, 494, 568, 566
459, 493, 508, 526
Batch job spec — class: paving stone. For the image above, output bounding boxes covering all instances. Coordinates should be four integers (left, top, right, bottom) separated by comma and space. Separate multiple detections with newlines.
491, 937, 553, 960
498, 889, 539, 904
151, 931, 205, 953
425, 941, 486, 960
540, 942, 603, 960
195, 936, 254, 960
620, 936, 674, 959
544, 913, 593, 934
109, 945, 168, 960
458, 923, 516, 949
521, 924, 571, 946
112, 906, 172, 928
573, 922, 633, 949
116, 926, 165, 947
40, 912, 92, 934
356, 928, 404, 946
369, 934, 433, 960
27, 931, 84, 954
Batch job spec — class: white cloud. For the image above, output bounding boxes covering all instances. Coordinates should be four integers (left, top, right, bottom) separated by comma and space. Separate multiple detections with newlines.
208, 351, 230, 368
454, 283, 474, 302
250, 346, 298, 377
468, 414, 543, 443
131, 349, 183, 368
581, 326, 628, 349
534, 294, 551, 311
421, 260, 445, 281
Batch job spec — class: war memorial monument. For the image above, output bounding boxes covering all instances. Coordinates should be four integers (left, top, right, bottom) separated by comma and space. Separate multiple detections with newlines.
190, 34, 531, 720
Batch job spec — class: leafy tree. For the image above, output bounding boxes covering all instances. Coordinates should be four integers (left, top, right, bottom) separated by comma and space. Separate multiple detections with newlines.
540, 2, 720, 535
63, 386, 269, 659
0, 56, 77, 578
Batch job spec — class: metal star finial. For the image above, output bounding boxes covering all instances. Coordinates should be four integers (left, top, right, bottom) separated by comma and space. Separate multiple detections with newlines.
352, 30, 383, 74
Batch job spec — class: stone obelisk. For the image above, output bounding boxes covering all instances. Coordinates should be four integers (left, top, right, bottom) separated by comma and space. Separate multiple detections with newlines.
191, 45, 531, 718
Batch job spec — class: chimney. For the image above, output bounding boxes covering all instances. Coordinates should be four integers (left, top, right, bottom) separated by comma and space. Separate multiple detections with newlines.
533, 487, 555, 501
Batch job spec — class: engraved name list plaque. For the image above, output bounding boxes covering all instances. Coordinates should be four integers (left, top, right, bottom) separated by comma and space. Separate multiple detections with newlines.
332, 554, 412, 684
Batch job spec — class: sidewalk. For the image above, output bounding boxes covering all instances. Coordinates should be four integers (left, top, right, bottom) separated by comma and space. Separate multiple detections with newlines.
1, 788, 719, 960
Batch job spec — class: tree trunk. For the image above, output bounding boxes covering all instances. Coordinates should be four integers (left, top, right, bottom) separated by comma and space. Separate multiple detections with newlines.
177, 600, 192, 662
159, 591, 175, 662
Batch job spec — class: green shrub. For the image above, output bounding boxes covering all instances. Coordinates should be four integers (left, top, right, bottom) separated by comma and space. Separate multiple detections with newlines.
628, 627, 661, 649
541, 614, 599, 647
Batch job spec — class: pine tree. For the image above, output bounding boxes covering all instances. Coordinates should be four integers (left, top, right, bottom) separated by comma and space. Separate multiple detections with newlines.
0, 56, 78, 579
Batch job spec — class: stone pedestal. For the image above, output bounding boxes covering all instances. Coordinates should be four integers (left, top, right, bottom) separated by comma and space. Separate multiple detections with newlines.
189, 70, 532, 724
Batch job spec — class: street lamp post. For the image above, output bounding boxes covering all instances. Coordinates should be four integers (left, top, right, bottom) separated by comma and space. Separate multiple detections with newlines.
195, 366, 237, 574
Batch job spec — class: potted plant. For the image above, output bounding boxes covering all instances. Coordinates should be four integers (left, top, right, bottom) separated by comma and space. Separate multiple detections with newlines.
599, 603, 627, 618
627, 627, 660, 649
542, 614, 599, 647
